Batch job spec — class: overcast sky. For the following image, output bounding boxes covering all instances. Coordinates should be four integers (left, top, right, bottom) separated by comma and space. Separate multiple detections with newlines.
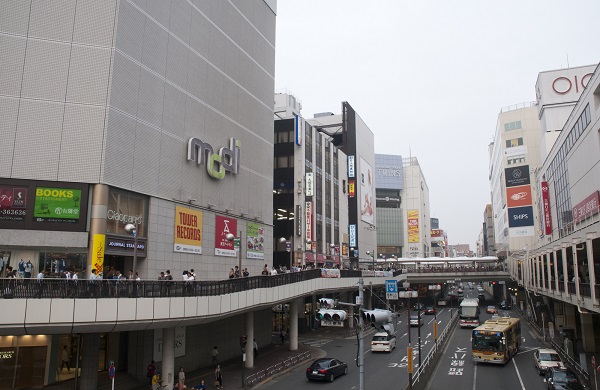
274, 1, 600, 249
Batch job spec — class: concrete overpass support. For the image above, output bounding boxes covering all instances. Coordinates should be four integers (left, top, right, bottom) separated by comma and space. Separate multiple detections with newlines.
245, 311, 254, 368
289, 299, 299, 351
579, 312, 596, 353
162, 328, 175, 390
80, 333, 100, 390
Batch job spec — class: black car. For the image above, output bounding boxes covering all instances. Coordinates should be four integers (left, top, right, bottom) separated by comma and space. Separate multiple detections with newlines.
306, 358, 348, 382
499, 300, 512, 310
545, 367, 585, 389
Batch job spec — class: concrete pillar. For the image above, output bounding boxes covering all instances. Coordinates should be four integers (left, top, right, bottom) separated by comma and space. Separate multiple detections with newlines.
561, 244, 569, 294
586, 233, 597, 304
162, 328, 175, 390
245, 311, 254, 368
579, 312, 596, 353
545, 252, 552, 292
80, 333, 100, 390
87, 184, 109, 277
553, 247, 560, 295
289, 300, 299, 351
572, 239, 581, 301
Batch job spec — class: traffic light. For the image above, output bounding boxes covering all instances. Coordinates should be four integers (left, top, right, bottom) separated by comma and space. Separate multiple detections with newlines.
315, 298, 347, 326
361, 309, 396, 334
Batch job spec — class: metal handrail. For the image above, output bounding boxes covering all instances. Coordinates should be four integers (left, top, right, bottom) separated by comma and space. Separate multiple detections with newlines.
245, 350, 311, 387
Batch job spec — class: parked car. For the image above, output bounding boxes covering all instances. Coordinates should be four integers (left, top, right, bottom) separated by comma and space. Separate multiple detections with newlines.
371, 332, 397, 352
486, 305, 498, 314
423, 306, 435, 315
410, 315, 423, 326
545, 367, 585, 389
306, 358, 348, 382
500, 300, 512, 310
534, 348, 563, 375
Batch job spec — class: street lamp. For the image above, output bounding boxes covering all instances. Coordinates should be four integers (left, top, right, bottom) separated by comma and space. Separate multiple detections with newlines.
366, 250, 375, 271
226, 231, 243, 275
279, 237, 292, 271
124, 223, 138, 278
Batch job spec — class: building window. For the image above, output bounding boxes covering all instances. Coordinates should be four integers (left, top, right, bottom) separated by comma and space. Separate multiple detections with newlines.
505, 137, 524, 148
504, 121, 522, 131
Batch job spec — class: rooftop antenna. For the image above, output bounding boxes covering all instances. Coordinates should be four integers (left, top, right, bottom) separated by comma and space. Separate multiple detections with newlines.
566, 52, 570, 68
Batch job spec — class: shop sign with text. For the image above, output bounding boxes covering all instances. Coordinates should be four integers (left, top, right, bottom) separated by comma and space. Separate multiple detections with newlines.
506, 185, 532, 208
93, 234, 105, 274
174, 206, 203, 254
505, 166, 530, 188
573, 190, 600, 224
348, 156, 355, 178
349, 224, 357, 247
0, 187, 27, 221
541, 182, 552, 235
306, 172, 314, 196
246, 223, 265, 259
305, 202, 313, 241
508, 206, 534, 228
408, 210, 419, 243
215, 215, 237, 257
34, 187, 81, 223
187, 137, 240, 179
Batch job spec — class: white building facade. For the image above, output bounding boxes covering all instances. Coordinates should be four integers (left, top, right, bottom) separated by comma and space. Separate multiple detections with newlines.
401, 157, 431, 257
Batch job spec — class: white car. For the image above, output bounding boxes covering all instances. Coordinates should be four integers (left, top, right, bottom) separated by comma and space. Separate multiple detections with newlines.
534, 348, 563, 375
410, 315, 423, 326
371, 332, 396, 352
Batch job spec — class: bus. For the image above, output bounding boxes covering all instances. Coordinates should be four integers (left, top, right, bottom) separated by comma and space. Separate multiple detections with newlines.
472, 317, 521, 364
459, 298, 480, 327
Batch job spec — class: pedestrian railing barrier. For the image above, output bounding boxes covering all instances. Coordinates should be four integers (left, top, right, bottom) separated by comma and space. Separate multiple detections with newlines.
245, 350, 311, 387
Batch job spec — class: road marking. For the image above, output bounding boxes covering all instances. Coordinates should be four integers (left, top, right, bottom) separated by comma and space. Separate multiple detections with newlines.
472, 362, 477, 390
512, 357, 526, 389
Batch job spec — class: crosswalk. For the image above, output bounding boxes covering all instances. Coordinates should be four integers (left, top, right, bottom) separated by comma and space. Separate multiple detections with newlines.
300, 337, 333, 348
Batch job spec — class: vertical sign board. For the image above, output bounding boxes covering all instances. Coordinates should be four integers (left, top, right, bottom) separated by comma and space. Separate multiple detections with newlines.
408, 209, 419, 243
215, 215, 237, 257
296, 205, 302, 236
349, 224, 357, 247
359, 157, 374, 225
306, 172, 314, 196
93, 234, 105, 275
348, 156, 355, 178
348, 179, 355, 197
305, 202, 313, 242
541, 182, 552, 235
295, 114, 302, 146
174, 206, 203, 254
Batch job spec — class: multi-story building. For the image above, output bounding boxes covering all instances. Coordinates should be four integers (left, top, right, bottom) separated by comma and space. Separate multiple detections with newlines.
374, 154, 404, 260
482, 204, 496, 256
488, 103, 543, 258
0, 1, 277, 388
402, 157, 431, 257
508, 64, 600, 354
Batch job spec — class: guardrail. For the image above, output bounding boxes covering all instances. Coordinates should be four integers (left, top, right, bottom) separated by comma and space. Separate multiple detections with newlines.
410, 310, 459, 389
245, 350, 312, 387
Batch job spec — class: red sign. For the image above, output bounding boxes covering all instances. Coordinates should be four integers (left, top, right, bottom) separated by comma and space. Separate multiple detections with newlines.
431, 229, 442, 237
541, 182, 552, 235
348, 179, 355, 197
572, 191, 600, 224
214, 215, 237, 257
0, 187, 28, 221
506, 185, 532, 208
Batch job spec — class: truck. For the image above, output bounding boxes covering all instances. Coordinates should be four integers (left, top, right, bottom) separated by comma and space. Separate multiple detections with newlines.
459, 298, 480, 328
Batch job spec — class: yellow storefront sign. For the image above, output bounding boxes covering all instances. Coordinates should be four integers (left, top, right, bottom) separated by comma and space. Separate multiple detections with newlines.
93, 233, 105, 274
408, 209, 419, 243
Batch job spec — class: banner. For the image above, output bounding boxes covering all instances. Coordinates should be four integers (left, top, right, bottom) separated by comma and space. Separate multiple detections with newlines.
34, 187, 81, 223
215, 215, 237, 257
321, 269, 341, 278
305, 202, 313, 242
305, 172, 314, 196
408, 209, 419, 243
359, 157, 374, 225
92, 234, 105, 274
572, 191, 600, 224
541, 182, 552, 235
174, 206, 203, 254
246, 223, 265, 259
506, 185, 532, 208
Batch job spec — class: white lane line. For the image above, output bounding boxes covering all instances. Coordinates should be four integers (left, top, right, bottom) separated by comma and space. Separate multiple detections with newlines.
512, 357, 526, 389
472, 362, 477, 390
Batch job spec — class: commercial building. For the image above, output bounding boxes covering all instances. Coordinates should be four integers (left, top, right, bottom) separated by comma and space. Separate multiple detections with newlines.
374, 154, 404, 260
0, 1, 277, 388
401, 157, 431, 257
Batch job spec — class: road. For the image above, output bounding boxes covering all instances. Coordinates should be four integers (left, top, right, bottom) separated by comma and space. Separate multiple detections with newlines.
261, 286, 552, 390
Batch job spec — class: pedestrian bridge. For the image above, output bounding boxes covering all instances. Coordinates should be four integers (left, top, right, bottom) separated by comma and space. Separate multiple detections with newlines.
0, 258, 509, 335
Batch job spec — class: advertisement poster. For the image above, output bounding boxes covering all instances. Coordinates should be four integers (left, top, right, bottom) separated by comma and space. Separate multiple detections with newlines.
408, 209, 419, 243
508, 206, 534, 228
33, 187, 81, 223
505, 166, 531, 188
174, 206, 203, 254
215, 215, 237, 257
359, 157, 374, 225
246, 223, 265, 259
541, 182, 552, 235
0, 187, 27, 221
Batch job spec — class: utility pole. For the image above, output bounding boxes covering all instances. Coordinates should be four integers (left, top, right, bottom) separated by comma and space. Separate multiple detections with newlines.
358, 277, 365, 390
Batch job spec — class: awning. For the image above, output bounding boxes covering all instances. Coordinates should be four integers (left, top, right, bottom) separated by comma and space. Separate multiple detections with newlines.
317, 254, 325, 262
305, 253, 315, 262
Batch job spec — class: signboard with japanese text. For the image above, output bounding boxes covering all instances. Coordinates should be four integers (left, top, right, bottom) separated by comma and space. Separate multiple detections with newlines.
349, 224, 357, 247
0, 187, 27, 221
306, 172, 314, 196
541, 181, 552, 235
348, 156, 355, 178
92, 234, 105, 274
572, 190, 600, 224
348, 179, 355, 198
408, 209, 419, 243
305, 202, 313, 242
33, 187, 81, 223
215, 215, 237, 257
246, 223, 265, 259
174, 206, 203, 254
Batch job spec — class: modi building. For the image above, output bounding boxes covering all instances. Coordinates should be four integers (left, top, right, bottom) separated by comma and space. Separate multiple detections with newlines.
0, 1, 277, 388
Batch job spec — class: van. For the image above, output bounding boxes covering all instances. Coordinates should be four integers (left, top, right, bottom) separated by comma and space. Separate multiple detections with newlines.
371, 332, 396, 352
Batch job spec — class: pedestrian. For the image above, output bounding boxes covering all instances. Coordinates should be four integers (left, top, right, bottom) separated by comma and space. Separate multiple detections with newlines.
280, 329, 286, 344
243, 268, 249, 277
165, 270, 173, 296
228, 268, 235, 279
214, 365, 223, 389
261, 264, 269, 276
194, 379, 207, 390
270, 267, 278, 276
151, 371, 161, 390
146, 360, 156, 389
177, 367, 185, 390
61, 345, 70, 372
253, 339, 258, 358
211, 346, 219, 367
234, 266, 240, 278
